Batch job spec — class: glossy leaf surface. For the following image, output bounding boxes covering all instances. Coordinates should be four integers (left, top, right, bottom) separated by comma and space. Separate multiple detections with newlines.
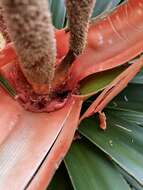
131, 69, 143, 84
65, 139, 130, 190
92, 0, 122, 17
79, 66, 125, 96
79, 84, 143, 187
49, 0, 66, 29
109, 83, 143, 113
48, 163, 73, 190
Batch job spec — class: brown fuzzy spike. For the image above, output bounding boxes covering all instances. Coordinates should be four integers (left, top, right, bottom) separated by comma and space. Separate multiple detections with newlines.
0, 6, 11, 43
66, 0, 96, 55
1, 0, 56, 93
53, 0, 96, 89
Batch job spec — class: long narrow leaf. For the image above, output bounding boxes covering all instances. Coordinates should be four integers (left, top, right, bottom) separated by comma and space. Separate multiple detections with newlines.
79, 113, 143, 186
65, 139, 130, 190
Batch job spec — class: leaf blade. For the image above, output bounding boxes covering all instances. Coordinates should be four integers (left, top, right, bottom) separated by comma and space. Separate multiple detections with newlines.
49, 0, 66, 29
92, 0, 122, 17
65, 139, 130, 190
79, 112, 143, 186
79, 66, 125, 96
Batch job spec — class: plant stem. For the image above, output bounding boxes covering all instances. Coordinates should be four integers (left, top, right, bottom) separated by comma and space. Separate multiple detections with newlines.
53, 0, 96, 88
1, 0, 56, 94
66, 0, 96, 56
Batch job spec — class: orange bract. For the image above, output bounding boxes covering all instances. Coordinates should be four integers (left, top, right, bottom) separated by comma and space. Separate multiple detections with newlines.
0, 0, 143, 189
0, 85, 82, 189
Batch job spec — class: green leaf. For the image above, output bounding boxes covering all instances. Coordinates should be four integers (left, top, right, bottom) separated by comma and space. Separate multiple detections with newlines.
92, 0, 122, 18
0, 75, 16, 97
109, 83, 143, 113
131, 69, 143, 84
108, 84, 143, 125
48, 0, 66, 29
79, 82, 143, 190
79, 66, 125, 96
117, 164, 143, 190
79, 112, 143, 186
48, 162, 73, 190
65, 139, 130, 190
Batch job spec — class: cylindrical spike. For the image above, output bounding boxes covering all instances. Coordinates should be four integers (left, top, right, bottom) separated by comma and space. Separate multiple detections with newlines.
66, 0, 96, 55
52, 0, 96, 90
1, 0, 56, 94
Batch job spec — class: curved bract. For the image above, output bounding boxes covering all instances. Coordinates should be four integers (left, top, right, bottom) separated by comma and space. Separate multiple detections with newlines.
0, 0, 143, 189
80, 57, 143, 122
0, 85, 82, 189
68, 0, 143, 88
